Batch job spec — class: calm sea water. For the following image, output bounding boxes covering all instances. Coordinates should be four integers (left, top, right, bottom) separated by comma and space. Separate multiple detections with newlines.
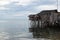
0, 19, 60, 40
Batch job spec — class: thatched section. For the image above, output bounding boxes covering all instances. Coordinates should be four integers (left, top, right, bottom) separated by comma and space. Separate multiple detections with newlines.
28, 10, 60, 29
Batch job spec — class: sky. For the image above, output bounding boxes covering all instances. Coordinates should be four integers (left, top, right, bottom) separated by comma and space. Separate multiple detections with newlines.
0, 0, 59, 20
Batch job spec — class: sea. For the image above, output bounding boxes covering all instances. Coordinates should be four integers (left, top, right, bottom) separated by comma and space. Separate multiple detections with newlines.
0, 19, 60, 40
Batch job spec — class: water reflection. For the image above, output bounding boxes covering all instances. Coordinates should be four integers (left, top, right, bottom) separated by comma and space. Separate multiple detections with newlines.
1, 20, 60, 40
29, 27, 60, 40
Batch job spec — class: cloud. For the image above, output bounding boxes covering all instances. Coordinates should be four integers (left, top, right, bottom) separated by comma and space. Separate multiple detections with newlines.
0, 0, 18, 6
15, 0, 37, 6
0, 0, 10, 10
0, 0, 58, 11
0, 0, 11, 6
12, 11, 37, 17
0, 0, 59, 19
35, 5, 57, 12
0, 0, 37, 6
0, 0, 37, 10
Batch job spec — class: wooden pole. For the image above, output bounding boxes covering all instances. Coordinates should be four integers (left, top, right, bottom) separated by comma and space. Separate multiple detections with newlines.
57, 0, 58, 11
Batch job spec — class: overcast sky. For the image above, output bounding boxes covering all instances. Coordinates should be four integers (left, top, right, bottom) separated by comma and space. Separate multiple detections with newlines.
0, 0, 59, 20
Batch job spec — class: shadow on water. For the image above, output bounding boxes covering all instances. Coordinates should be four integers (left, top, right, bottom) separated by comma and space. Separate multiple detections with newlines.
29, 24, 60, 40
